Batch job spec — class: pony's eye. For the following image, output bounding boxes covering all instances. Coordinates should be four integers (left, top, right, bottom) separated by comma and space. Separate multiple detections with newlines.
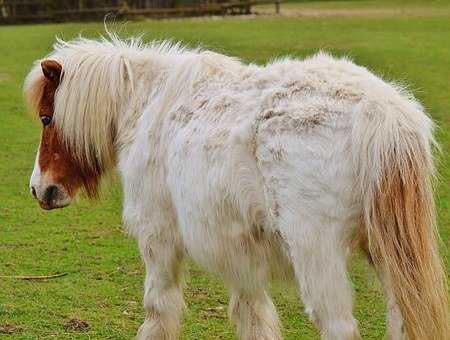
41, 115, 52, 126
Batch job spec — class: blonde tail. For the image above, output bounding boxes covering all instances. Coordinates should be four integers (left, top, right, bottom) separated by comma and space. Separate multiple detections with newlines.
353, 96, 449, 340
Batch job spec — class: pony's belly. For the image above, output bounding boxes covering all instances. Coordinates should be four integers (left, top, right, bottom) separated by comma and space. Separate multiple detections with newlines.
178, 217, 257, 272
178, 215, 292, 286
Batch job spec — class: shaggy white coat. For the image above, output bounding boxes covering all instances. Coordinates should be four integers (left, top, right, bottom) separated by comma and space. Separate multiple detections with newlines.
26, 35, 440, 340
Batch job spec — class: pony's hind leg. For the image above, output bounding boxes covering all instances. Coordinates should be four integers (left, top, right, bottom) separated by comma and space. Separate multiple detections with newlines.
385, 287, 407, 340
136, 230, 185, 340
283, 215, 361, 340
358, 235, 406, 340
229, 289, 281, 340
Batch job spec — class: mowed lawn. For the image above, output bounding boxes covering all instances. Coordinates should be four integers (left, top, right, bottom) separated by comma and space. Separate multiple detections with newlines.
0, 1, 449, 338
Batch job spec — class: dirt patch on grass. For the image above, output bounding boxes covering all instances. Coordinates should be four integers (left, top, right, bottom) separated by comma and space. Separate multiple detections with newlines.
63, 318, 90, 331
0, 323, 20, 334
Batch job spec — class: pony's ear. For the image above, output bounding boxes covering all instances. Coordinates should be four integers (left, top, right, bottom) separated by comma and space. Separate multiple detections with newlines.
41, 60, 62, 83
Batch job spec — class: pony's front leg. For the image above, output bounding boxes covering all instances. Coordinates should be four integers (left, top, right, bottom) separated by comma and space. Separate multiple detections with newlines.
137, 231, 185, 340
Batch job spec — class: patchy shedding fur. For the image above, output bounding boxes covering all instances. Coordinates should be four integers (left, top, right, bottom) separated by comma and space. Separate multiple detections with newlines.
25, 34, 449, 340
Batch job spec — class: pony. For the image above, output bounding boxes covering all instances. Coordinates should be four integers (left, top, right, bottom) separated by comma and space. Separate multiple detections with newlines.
24, 34, 449, 340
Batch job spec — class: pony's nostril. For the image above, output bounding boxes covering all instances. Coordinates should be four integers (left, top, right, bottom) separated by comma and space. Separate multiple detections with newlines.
43, 185, 58, 206
31, 186, 37, 199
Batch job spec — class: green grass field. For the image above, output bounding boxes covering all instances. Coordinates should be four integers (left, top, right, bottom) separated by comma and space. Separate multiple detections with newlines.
0, 0, 449, 338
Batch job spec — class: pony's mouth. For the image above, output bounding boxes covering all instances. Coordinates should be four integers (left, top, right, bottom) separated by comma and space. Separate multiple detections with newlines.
38, 200, 70, 210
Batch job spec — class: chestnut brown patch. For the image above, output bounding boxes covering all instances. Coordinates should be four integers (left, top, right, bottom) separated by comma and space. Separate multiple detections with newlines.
37, 60, 103, 199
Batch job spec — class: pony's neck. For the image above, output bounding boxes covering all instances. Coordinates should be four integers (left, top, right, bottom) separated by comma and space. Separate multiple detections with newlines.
115, 46, 228, 153
112, 41, 242, 164
114, 48, 192, 153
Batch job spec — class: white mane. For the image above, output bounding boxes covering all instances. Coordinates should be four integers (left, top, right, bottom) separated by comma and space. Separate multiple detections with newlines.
24, 34, 237, 169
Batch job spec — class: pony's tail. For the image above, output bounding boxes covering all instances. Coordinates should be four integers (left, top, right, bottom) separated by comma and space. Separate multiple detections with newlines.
352, 96, 449, 340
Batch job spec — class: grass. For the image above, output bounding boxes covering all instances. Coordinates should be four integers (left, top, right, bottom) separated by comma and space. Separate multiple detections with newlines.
285, 0, 450, 7
0, 1, 449, 338
256, 0, 450, 18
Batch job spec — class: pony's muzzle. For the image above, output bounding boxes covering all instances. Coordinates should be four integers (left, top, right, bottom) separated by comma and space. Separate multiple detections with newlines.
31, 183, 71, 210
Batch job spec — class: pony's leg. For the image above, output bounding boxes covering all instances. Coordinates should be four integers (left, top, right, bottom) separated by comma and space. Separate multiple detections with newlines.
358, 234, 406, 340
385, 284, 406, 340
223, 230, 282, 340
137, 232, 185, 340
229, 288, 281, 340
284, 217, 360, 340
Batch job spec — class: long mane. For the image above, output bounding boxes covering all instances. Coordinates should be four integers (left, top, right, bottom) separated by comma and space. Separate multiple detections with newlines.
24, 34, 186, 170
24, 33, 243, 175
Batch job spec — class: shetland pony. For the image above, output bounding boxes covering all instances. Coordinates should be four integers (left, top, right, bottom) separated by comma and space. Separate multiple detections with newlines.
25, 35, 449, 340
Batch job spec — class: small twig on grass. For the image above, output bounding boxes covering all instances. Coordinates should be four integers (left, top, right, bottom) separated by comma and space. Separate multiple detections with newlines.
0, 273, 68, 280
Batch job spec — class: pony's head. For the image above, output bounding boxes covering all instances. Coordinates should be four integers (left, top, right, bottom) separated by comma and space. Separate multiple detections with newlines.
25, 37, 133, 209
26, 59, 103, 209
